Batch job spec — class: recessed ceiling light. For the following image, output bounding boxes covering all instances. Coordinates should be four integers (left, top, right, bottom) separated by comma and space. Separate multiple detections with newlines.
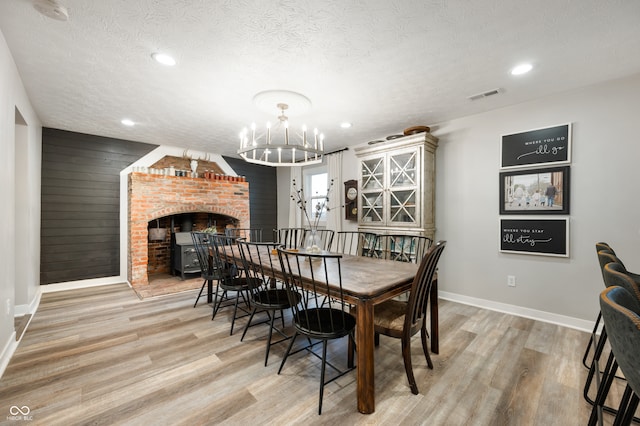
152, 52, 176, 66
511, 63, 533, 75
121, 119, 135, 127
340, 122, 352, 129
33, 0, 69, 21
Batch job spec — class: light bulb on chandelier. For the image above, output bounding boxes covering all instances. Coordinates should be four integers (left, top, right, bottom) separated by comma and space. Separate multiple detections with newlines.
238, 101, 324, 167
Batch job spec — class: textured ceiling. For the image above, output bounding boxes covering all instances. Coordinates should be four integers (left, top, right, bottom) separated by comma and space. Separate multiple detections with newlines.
1, 0, 640, 157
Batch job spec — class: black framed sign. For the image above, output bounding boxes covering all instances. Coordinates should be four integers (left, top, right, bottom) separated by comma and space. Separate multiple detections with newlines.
500, 123, 571, 169
499, 166, 570, 215
500, 218, 569, 257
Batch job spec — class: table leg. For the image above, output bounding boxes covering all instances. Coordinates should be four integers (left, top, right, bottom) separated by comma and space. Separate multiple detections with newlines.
430, 277, 439, 354
355, 298, 375, 414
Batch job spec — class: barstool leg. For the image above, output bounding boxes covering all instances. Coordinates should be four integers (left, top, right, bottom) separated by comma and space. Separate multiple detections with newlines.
588, 352, 618, 426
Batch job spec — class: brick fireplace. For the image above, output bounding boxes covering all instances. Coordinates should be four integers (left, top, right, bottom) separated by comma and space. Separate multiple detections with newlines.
128, 172, 249, 286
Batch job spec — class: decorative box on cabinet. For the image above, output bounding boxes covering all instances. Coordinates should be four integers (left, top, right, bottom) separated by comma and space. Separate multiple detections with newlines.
354, 132, 438, 240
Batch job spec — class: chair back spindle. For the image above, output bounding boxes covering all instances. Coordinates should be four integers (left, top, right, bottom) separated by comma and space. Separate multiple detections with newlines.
225, 228, 263, 242
273, 228, 306, 249
371, 234, 433, 263
333, 231, 377, 256
303, 229, 335, 252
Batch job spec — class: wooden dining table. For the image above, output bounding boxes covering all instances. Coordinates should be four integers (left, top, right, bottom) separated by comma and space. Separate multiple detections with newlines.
221, 245, 439, 414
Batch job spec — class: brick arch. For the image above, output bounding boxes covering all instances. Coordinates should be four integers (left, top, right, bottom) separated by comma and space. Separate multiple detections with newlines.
128, 173, 249, 286
146, 207, 241, 224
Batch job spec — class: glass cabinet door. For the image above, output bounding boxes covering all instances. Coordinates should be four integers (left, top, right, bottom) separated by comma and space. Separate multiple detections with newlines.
361, 191, 384, 223
388, 151, 417, 188
387, 150, 419, 226
361, 157, 384, 191
389, 189, 417, 224
360, 157, 385, 224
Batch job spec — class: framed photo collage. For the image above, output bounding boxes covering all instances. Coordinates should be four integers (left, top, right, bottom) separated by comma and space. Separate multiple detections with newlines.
498, 123, 572, 257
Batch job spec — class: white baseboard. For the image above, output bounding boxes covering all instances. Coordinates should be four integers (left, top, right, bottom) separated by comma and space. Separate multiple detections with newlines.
0, 331, 18, 379
438, 291, 595, 333
41, 276, 129, 293
14, 287, 42, 316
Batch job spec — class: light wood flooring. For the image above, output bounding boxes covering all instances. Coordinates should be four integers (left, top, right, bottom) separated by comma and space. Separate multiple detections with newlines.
13, 314, 31, 342
0, 284, 628, 425
134, 273, 204, 299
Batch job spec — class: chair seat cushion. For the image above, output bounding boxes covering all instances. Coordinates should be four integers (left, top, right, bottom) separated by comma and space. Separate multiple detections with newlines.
221, 277, 260, 291
373, 299, 408, 338
295, 308, 356, 339
374, 299, 424, 339
253, 289, 299, 309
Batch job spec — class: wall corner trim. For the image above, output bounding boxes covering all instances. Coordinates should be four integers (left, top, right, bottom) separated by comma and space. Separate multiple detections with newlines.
0, 332, 18, 380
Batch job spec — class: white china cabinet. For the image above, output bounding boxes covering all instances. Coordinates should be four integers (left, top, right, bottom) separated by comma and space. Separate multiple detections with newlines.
354, 132, 438, 240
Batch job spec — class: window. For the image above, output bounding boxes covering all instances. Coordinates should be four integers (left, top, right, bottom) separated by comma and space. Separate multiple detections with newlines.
304, 167, 328, 226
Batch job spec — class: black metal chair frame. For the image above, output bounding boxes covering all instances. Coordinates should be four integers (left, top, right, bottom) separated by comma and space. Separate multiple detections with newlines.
583, 244, 622, 370
191, 231, 223, 308
276, 248, 356, 415
583, 249, 624, 374
302, 228, 335, 252
370, 234, 433, 263
225, 227, 263, 242
332, 231, 377, 256
373, 240, 446, 394
273, 227, 306, 249
209, 235, 260, 335
237, 241, 301, 366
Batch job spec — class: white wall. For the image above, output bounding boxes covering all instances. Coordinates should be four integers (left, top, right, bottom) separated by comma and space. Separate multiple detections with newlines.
0, 29, 42, 376
433, 73, 640, 326
340, 148, 360, 232
277, 73, 640, 330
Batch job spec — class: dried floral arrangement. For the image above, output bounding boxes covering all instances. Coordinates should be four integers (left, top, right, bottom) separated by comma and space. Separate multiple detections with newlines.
290, 178, 335, 230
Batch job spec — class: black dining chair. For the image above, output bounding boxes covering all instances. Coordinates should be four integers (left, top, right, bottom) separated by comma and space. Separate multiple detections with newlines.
373, 240, 446, 394
302, 229, 335, 252
589, 286, 640, 425
237, 240, 301, 366
276, 248, 356, 415
209, 234, 260, 335
332, 231, 377, 256
273, 227, 306, 249
370, 234, 433, 263
225, 227, 263, 242
190, 231, 223, 308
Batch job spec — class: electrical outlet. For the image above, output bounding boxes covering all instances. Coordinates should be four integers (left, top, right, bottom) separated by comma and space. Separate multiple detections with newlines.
5, 299, 10, 315
507, 276, 516, 287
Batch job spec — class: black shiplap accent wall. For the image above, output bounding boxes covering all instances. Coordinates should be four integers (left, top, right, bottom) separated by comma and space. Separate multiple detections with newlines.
41, 128, 157, 284
223, 156, 278, 240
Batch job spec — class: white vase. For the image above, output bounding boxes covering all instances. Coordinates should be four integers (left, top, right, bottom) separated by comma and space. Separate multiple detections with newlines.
304, 229, 322, 253
190, 159, 198, 176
